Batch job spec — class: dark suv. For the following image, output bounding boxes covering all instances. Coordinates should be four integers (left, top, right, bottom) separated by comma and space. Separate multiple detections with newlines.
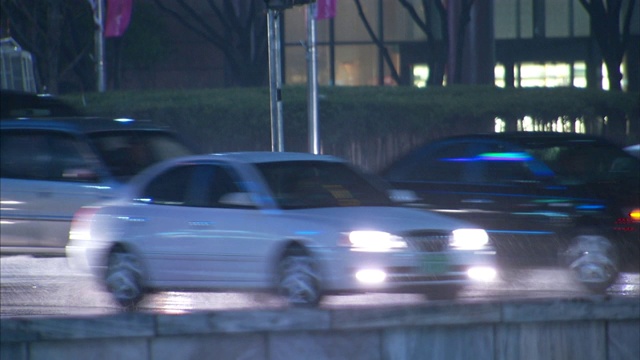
1, 117, 197, 256
381, 132, 640, 293
1, 90, 80, 119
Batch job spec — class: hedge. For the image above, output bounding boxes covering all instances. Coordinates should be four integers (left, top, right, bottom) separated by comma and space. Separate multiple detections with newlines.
62, 86, 639, 170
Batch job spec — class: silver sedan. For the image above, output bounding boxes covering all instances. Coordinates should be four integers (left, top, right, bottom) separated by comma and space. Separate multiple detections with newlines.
66, 152, 497, 308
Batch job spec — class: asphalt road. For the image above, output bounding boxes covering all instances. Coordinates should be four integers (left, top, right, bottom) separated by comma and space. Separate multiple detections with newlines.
1, 255, 638, 318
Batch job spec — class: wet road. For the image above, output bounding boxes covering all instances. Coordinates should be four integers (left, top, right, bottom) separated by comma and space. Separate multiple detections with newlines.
1, 255, 638, 318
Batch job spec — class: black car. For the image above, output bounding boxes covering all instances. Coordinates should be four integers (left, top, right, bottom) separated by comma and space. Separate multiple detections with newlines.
1, 90, 80, 119
381, 132, 640, 293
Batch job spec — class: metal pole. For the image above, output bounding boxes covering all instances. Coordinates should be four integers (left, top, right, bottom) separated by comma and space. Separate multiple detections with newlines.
307, 5, 320, 154
95, 0, 106, 92
377, 0, 384, 85
267, 9, 284, 152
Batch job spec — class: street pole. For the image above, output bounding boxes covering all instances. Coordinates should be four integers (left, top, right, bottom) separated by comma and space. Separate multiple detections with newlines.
306, 4, 320, 154
267, 9, 285, 152
94, 0, 106, 92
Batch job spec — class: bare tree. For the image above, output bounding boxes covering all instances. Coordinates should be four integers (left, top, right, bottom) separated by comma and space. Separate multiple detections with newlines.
353, 0, 475, 87
0, 0, 94, 94
151, 0, 269, 87
353, 0, 401, 85
398, 0, 448, 86
450, 0, 475, 84
578, 0, 637, 91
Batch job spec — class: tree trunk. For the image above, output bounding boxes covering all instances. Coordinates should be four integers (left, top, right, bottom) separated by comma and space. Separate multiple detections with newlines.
604, 58, 623, 91
45, 0, 63, 94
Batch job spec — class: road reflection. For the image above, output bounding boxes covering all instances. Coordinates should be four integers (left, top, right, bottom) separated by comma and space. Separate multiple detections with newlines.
1, 256, 638, 318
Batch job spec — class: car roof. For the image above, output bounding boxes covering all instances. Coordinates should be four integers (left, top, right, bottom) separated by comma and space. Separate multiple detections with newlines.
0, 116, 174, 133
178, 151, 345, 164
440, 131, 614, 144
1, 91, 80, 118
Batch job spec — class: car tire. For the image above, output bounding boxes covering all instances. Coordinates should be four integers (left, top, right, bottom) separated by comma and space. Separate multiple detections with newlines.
563, 234, 619, 294
277, 254, 321, 307
423, 284, 463, 301
105, 250, 145, 309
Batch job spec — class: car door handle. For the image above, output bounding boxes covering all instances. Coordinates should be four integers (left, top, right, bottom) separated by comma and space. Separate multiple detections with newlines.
461, 199, 494, 204
189, 221, 214, 227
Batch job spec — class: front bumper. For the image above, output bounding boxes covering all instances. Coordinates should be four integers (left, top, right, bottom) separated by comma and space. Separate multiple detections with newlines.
320, 246, 497, 294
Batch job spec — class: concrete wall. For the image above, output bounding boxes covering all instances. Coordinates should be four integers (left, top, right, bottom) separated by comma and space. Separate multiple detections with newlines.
1, 297, 638, 360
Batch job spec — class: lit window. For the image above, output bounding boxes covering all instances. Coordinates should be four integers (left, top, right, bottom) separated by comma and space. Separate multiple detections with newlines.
412, 65, 429, 88
601, 63, 625, 90
495, 62, 585, 89
494, 64, 505, 87
573, 62, 587, 88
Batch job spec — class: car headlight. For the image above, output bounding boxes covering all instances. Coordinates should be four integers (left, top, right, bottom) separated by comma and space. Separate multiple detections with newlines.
340, 231, 407, 252
450, 229, 489, 250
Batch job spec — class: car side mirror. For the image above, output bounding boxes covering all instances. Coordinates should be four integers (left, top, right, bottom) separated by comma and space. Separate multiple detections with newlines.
218, 192, 258, 208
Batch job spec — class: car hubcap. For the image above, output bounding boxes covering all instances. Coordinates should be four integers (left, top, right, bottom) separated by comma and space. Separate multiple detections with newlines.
566, 235, 618, 288
279, 256, 319, 306
105, 252, 143, 305
574, 262, 614, 284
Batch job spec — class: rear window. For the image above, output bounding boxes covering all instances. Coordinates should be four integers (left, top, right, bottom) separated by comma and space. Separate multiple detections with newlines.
0, 130, 97, 181
521, 139, 640, 184
89, 131, 194, 179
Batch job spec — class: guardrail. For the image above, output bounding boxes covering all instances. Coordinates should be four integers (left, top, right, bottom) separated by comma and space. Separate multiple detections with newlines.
2, 297, 638, 360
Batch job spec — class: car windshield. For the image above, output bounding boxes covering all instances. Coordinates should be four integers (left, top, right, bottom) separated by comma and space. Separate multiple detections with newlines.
521, 139, 640, 184
89, 130, 194, 180
255, 160, 393, 209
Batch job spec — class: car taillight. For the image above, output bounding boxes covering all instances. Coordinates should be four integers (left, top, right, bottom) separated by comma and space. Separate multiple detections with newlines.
614, 207, 640, 231
69, 206, 101, 241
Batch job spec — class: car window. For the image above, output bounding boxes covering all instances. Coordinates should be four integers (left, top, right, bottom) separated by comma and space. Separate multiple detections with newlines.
256, 161, 392, 209
205, 166, 244, 208
384, 142, 471, 182
521, 140, 640, 184
471, 142, 536, 183
141, 165, 193, 206
1, 131, 48, 180
89, 131, 193, 179
140, 164, 245, 208
185, 164, 245, 208
0, 130, 97, 182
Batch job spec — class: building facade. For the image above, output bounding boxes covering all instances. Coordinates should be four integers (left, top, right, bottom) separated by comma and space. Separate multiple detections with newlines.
280, 0, 639, 91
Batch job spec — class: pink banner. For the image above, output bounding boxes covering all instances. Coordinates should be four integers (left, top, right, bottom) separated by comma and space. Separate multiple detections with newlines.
104, 0, 133, 37
314, 0, 336, 20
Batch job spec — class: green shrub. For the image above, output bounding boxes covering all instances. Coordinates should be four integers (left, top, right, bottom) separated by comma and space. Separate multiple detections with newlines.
63, 86, 639, 170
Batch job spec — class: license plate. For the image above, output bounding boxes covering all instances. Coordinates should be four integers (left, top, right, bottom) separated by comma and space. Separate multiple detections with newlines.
422, 253, 449, 274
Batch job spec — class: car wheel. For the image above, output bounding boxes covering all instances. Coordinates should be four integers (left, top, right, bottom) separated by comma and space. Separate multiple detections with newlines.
277, 254, 321, 307
105, 250, 145, 308
423, 285, 463, 301
564, 234, 619, 294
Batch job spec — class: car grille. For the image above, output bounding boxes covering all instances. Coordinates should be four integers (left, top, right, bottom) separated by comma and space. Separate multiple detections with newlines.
384, 266, 468, 283
403, 231, 450, 253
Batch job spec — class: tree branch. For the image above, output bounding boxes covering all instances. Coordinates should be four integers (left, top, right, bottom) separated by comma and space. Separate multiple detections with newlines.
352, 0, 401, 84
152, 0, 227, 49
620, 0, 637, 56
204, 0, 233, 32
398, 0, 432, 40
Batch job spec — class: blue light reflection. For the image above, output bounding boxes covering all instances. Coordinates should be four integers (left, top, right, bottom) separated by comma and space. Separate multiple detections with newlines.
295, 230, 319, 236
443, 152, 532, 162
